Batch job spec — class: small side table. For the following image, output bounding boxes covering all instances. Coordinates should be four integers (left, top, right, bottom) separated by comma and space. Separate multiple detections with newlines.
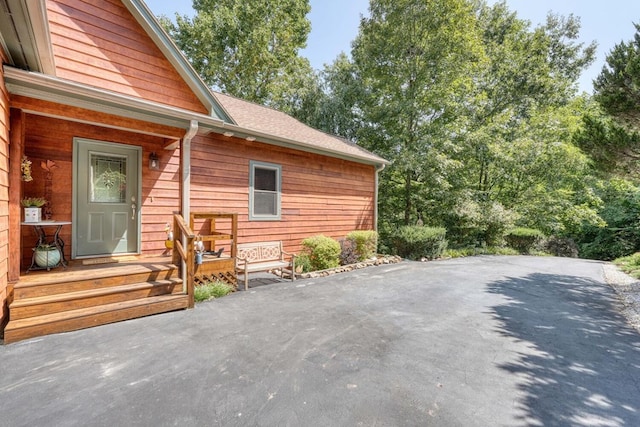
21, 221, 71, 273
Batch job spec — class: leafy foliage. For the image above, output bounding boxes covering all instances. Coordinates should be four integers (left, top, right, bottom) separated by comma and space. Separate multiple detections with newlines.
352, 0, 484, 228
574, 179, 640, 260
444, 199, 516, 247
294, 253, 312, 273
505, 228, 545, 253
594, 23, 640, 130
345, 230, 378, 261
392, 226, 448, 260
21, 197, 47, 208
301, 235, 341, 270
331, 0, 599, 244
157, 0, 622, 259
575, 106, 640, 179
194, 280, 234, 302
444, 246, 520, 258
160, 0, 314, 111
542, 236, 579, 258
614, 252, 640, 278
338, 239, 360, 266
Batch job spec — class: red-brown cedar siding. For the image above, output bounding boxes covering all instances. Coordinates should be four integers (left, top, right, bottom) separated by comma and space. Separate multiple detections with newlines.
190, 134, 376, 253
47, 0, 209, 114
0, 51, 10, 330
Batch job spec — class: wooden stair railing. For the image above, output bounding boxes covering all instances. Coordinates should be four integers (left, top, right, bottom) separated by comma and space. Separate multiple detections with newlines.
172, 214, 196, 307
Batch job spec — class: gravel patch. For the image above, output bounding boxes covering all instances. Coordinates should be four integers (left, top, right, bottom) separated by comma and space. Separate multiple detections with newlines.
603, 263, 640, 332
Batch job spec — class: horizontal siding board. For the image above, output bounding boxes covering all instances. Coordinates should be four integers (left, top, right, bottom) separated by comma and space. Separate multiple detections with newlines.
190, 135, 376, 250
51, 45, 195, 99
47, 0, 208, 114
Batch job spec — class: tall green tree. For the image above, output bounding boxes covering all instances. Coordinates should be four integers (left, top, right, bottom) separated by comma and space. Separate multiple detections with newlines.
441, 2, 598, 241
582, 23, 640, 178
574, 108, 640, 178
160, 0, 314, 110
594, 23, 640, 129
294, 53, 365, 142
352, 0, 484, 227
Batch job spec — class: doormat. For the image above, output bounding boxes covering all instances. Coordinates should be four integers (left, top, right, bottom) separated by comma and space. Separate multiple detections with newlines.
82, 256, 137, 265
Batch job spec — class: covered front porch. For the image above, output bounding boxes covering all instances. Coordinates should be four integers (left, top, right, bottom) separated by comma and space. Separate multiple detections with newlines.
2, 79, 241, 342
4, 213, 239, 343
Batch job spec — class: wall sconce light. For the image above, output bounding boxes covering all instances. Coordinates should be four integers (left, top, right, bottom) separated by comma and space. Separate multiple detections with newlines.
223, 131, 234, 137
149, 152, 159, 170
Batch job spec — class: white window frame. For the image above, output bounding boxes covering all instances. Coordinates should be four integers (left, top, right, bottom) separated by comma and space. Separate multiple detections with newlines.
249, 160, 282, 221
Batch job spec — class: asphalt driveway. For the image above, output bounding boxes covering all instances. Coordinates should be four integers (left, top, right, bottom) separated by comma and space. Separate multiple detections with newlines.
2, 256, 640, 426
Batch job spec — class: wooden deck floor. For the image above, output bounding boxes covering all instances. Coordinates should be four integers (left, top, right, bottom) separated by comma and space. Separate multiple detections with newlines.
18, 256, 179, 286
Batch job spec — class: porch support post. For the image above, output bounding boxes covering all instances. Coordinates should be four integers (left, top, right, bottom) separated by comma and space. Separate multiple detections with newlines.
180, 120, 198, 298
8, 109, 25, 283
374, 164, 385, 232
181, 120, 198, 221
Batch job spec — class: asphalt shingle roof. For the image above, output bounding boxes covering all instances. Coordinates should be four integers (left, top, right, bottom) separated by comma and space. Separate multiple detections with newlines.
213, 92, 387, 166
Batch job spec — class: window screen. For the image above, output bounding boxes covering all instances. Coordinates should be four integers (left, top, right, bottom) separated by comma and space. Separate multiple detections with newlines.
250, 161, 281, 220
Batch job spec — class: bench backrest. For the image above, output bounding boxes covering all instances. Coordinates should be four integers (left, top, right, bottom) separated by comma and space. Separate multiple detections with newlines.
237, 241, 284, 263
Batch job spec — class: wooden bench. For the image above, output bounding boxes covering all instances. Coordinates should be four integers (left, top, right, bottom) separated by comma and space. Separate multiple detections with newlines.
236, 241, 296, 290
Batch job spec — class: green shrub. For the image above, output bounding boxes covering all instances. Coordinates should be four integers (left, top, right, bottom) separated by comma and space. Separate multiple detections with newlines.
574, 179, 640, 260
392, 226, 447, 260
194, 280, 234, 302
339, 239, 359, 265
294, 253, 313, 273
444, 246, 520, 258
301, 235, 341, 271
544, 236, 579, 258
346, 230, 378, 261
505, 228, 544, 253
614, 252, 640, 275
445, 200, 516, 247
443, 247, 477, 258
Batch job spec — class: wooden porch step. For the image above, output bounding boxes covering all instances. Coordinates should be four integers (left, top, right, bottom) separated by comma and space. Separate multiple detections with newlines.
14, 263, 180, 299
3, 294, 189, 344
9, 279, 184, 320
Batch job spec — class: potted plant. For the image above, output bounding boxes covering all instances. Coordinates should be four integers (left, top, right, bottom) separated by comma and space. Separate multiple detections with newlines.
34, 243, 61, 269
21, 197, 47, 223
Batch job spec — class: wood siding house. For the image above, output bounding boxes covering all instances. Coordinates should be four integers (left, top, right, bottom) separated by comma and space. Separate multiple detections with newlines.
0, 0, 387, 343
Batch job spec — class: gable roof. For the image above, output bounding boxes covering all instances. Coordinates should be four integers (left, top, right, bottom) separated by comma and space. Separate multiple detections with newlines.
212, 92, 388, 166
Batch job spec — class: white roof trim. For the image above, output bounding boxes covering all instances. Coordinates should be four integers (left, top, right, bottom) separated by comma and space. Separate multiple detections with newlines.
26, 0, 55, 75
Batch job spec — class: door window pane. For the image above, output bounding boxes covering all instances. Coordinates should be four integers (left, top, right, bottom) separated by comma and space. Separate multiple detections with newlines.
90, 153, 127, 203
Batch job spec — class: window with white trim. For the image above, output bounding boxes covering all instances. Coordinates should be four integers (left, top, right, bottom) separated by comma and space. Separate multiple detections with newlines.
249, 161, 281, 220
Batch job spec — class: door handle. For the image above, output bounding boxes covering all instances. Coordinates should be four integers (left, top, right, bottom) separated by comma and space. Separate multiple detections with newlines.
131, 203, 137, 220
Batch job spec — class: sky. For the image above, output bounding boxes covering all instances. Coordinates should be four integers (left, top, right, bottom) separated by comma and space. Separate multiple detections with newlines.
144, 0, 640, 94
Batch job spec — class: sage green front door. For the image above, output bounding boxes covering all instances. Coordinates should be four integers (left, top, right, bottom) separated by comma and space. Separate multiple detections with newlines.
74, 139, 140, 257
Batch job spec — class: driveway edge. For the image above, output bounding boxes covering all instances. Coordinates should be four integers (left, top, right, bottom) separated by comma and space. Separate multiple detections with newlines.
603, 263, 640, 332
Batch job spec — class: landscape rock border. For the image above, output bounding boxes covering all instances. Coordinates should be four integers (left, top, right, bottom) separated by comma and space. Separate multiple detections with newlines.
295, 255, 403, 279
